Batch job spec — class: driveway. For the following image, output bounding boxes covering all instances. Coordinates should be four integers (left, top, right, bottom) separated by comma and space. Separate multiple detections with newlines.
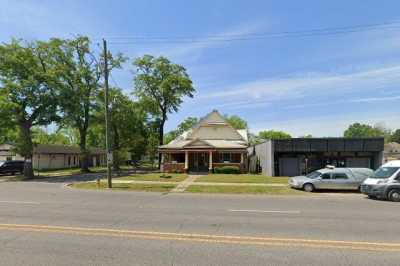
1, 180, 400, 265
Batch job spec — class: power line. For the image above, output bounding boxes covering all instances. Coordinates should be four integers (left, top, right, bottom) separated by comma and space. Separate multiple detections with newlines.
109, 73, 120, 88
100, 21, 400, 45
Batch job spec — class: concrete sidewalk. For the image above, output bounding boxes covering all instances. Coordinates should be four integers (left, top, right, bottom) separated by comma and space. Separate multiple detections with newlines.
110, 179, 287, 187
106, 176, 288, 193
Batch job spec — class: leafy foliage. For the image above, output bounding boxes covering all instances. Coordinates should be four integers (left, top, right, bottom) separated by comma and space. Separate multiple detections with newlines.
96, 88, 148, 169
164, 116, 198, 144
224, 115, 248, 129
0, 39, 60, 177
390, 129, 400, 143
52, 36, 126, 171
214, 166, 241, 174
32, 127, 72, 145
133, 55, 194, 167
344, 123, 386, 138
258, 130, 292, 140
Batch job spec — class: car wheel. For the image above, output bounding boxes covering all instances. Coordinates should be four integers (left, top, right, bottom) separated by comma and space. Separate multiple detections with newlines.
388, 189, 400, 202
303, 183, 315, 192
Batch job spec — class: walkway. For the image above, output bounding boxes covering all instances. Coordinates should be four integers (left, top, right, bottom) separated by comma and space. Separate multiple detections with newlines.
170, 175, 201, 193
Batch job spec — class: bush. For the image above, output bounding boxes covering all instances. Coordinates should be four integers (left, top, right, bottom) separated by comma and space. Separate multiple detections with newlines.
214, 166, 240, 174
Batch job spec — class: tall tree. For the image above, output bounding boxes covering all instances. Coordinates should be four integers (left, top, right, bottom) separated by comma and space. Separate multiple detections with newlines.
133, 55, 194, 167
390, 129, 400, 143
258, 130, 292, 140
52, 36, 125, 172
0, 39, 59, 178
344, 123, 385, 138
96, 88, 148, 170
224, 115, 248, 129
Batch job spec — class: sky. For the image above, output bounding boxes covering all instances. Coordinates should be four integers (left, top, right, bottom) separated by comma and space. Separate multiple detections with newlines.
1, 0, 400, 137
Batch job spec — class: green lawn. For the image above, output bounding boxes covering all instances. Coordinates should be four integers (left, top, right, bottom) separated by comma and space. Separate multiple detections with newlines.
115, 173, 187, 182
71, 182, 176, 192
195, 174, 289, 184
186, 185, 305, 195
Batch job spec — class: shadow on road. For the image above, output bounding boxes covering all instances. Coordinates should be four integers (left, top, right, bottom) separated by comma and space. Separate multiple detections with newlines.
8, 169, 158, 184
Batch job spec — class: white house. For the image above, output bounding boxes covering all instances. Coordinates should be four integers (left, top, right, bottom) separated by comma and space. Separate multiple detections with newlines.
0, 143, 106, 170
159, 110, 248, 173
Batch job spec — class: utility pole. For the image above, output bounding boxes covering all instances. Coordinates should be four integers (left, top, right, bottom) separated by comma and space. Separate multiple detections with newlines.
103, 39, 112, 188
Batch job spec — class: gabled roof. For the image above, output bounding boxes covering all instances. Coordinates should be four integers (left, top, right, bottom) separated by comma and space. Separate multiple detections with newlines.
159, 110, 248, 150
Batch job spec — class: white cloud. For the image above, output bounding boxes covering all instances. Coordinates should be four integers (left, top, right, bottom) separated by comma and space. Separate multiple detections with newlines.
196, 64, 400, 104
250, 111, 400, 137
131, 20, 270, 62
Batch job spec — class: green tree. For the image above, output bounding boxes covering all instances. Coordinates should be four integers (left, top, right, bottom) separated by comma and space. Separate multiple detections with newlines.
258, 130, 292, 140
96, 88, 148, 170
53, 36, 125, 172
32, 127, 71, 145
224, 115, 248, 129
164, 116, 198, 144
0, 39, 60, 178
390, 129, 400, 143
344, 123, 385, 138
133, 55, 194, 167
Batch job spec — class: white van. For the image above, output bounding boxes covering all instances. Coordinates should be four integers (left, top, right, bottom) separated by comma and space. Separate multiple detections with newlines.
360, 160, 400, 201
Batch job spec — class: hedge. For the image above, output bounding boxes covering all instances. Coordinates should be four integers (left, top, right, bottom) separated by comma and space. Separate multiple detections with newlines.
214, 166, 241, 174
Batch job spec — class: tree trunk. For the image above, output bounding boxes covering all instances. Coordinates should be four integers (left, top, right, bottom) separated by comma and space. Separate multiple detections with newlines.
19, 122, 34, 179
158, 117, 165, 169
79, 129, 90, 173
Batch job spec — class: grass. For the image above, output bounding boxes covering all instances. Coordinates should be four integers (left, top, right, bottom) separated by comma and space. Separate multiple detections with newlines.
116, 173, 187, 182
71, 182, 176, 192
186, 185, 306, 195
195, 174, 289, 184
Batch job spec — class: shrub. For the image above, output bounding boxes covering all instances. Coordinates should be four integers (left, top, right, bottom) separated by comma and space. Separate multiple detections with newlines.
214, 166, 240, 174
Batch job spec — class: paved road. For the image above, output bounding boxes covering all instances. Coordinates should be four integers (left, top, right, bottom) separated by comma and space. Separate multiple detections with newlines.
0, 180, 399, 265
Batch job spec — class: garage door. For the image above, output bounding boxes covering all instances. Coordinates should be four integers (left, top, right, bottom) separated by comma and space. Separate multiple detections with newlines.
346, 158, 371, 168
279, 158, 300, 177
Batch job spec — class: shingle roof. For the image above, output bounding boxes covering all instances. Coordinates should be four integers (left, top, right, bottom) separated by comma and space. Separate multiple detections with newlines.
33, 144, 105, 155
159, 110, 248, 150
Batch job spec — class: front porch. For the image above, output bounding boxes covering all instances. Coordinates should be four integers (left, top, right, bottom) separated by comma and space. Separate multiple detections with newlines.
160, 150, 247, 173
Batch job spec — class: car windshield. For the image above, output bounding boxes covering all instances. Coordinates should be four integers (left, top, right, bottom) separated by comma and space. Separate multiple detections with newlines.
0, 161, 4, 167
306, 171, 321, 179
373, 167, 400, 179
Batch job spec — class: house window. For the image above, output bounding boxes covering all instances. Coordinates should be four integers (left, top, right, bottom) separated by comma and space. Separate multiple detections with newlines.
219, 153, 231, 163
68, 156, 71, 166
167, 153, 185, 163
73, 156, 76, 165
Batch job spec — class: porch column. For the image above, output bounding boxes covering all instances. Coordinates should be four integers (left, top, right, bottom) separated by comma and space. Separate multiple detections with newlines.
240, 153, 244, 164
184, 151, 189, 171
209, 151, 213, 171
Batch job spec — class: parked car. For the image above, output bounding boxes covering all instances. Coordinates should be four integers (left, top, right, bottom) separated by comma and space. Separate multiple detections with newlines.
289, 166, 374, 192
360, 160, 400, 202
0, 160, 25, 175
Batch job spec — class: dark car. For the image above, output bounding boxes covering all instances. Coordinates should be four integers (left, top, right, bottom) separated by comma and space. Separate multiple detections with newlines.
0, 160, 25, 175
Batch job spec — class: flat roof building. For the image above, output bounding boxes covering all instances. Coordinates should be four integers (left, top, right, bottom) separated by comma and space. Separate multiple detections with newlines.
249, 138, 384, 177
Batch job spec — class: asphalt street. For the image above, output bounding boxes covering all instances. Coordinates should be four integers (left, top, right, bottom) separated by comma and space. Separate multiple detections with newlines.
0, 180, 399, 266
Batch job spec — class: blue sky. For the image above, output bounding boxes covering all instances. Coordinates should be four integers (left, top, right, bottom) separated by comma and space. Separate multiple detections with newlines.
1, 0, 400, 136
